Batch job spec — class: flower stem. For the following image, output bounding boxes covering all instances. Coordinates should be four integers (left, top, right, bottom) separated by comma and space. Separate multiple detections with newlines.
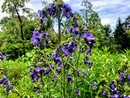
57, 8, 66, 98
74, 35, 81, 91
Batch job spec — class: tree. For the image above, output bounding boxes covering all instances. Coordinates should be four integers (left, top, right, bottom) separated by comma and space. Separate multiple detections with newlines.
80, 0, 105, 48
1, 0, 31, 55
114, 18, 129, 50
80, 0, 93, 23
103, 24, 112, 37
123, 15, 130, 30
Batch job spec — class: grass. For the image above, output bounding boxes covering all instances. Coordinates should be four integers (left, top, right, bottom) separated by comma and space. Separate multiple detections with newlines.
0, 48, 130, 98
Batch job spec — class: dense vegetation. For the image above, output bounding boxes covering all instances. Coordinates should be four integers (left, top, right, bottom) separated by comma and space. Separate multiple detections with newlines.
0, 0, 130, 98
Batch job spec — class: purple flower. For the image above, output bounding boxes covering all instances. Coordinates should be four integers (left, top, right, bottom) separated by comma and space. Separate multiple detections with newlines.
0, 52, 6, 61
66, 74, 73, 83
77, 72, 80, 77
62, 4, 73, 18
30, 66, 46, 82
84, 57, 93, 68
92, 82, 96, 86
119, 73, 124, 86
52, 47, 62, 67
82, 30, 95, 49
86, 49, 92, 55
52, 75, 57, 81
0, 77, 8, 86
2, 77, 8, 87
110, 81, 117, 92
51, 65, 55, 69
31, 28, 43, 46
38, 10, 42, 17
83, 22, 87, 26
7, 83, 14, 92
38, 10, 47, 23
75, 90, 80, 95
72, 27, 79, 36
34, 85, 40, 92
128, 75, 130, 81
67, 26, 71, 33
82, 72, 88, 76
62, 41, 77, 57
0, 77, 14, 92
111, 93, 120, 98
31, 74, 39, 82
47, 4, 58, 16
100, 91, 108, 97
34, 66, 43, 74
56, 68, 61, 74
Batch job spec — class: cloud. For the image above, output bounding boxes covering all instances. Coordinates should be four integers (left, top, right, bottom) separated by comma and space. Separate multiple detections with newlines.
0, 0, 9, 19
0, 0, 130, 31
63, 0, 70, 2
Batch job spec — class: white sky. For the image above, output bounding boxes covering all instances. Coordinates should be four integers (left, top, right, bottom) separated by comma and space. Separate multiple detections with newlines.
0, 0, 130, 30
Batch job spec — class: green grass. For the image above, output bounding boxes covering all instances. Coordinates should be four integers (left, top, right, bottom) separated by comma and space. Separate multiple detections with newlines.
0, 48, 130, 98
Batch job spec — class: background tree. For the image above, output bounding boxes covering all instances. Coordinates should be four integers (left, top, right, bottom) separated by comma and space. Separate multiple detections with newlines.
1, 0, 31, 55
0, 0, 42, 59
123, 15, 130, 49
114, 18, 129, 51
80, 0, 106, 48
123, 15, 130, 30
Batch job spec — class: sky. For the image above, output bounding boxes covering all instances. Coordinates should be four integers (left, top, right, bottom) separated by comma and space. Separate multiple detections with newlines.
0, 0, 130, 30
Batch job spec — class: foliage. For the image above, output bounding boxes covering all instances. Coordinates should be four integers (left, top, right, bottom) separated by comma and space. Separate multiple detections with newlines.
0, 0, 130, 98
114, 18, 130, 51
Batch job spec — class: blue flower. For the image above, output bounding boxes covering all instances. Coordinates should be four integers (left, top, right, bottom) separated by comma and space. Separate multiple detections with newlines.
110, 81, 117, 93
128, 74, 130, 81
82, 30, 95, 49
84, 57, 93, 68
111, 93, 120, 98
86, 49, 92, 55
0, 77, 14, 92
62, 4, 73, 18
47, 4, 58, 16
62, 42, 77, 57
67, 26, 71, 33
99, 91, 108, 97
7, 83, 14, 92
72, 27, 79, 37
75, 90, 80, 95
82, 72, 88, 76
66, 74, 73, 83
119, 73, 124, 86
0, 52, 6, 61
31, 28, 43, 46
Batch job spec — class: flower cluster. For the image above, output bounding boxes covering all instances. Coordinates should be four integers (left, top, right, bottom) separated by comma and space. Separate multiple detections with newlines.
31, 28, 43, 47
0, 52, 6, 61
82, 30, 95, 55
62, 4, 73, 18
99, 70, 130, 98
52, 41, 77, 67
84, 57, 93, 68
77, 71, 88, 77
91, 81, 98, 90
47, 4, 58, 17
30, 65, 54, 92
52, 46, 62, 68
38, 10, 47, 23
0, 77, 14, 92
31, 28, 49, 47
66, 74, 73, 83
62, 41, 77, 57
30, 65, 53, 82
75, 90, 80, 95
37, 3, 73, 20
